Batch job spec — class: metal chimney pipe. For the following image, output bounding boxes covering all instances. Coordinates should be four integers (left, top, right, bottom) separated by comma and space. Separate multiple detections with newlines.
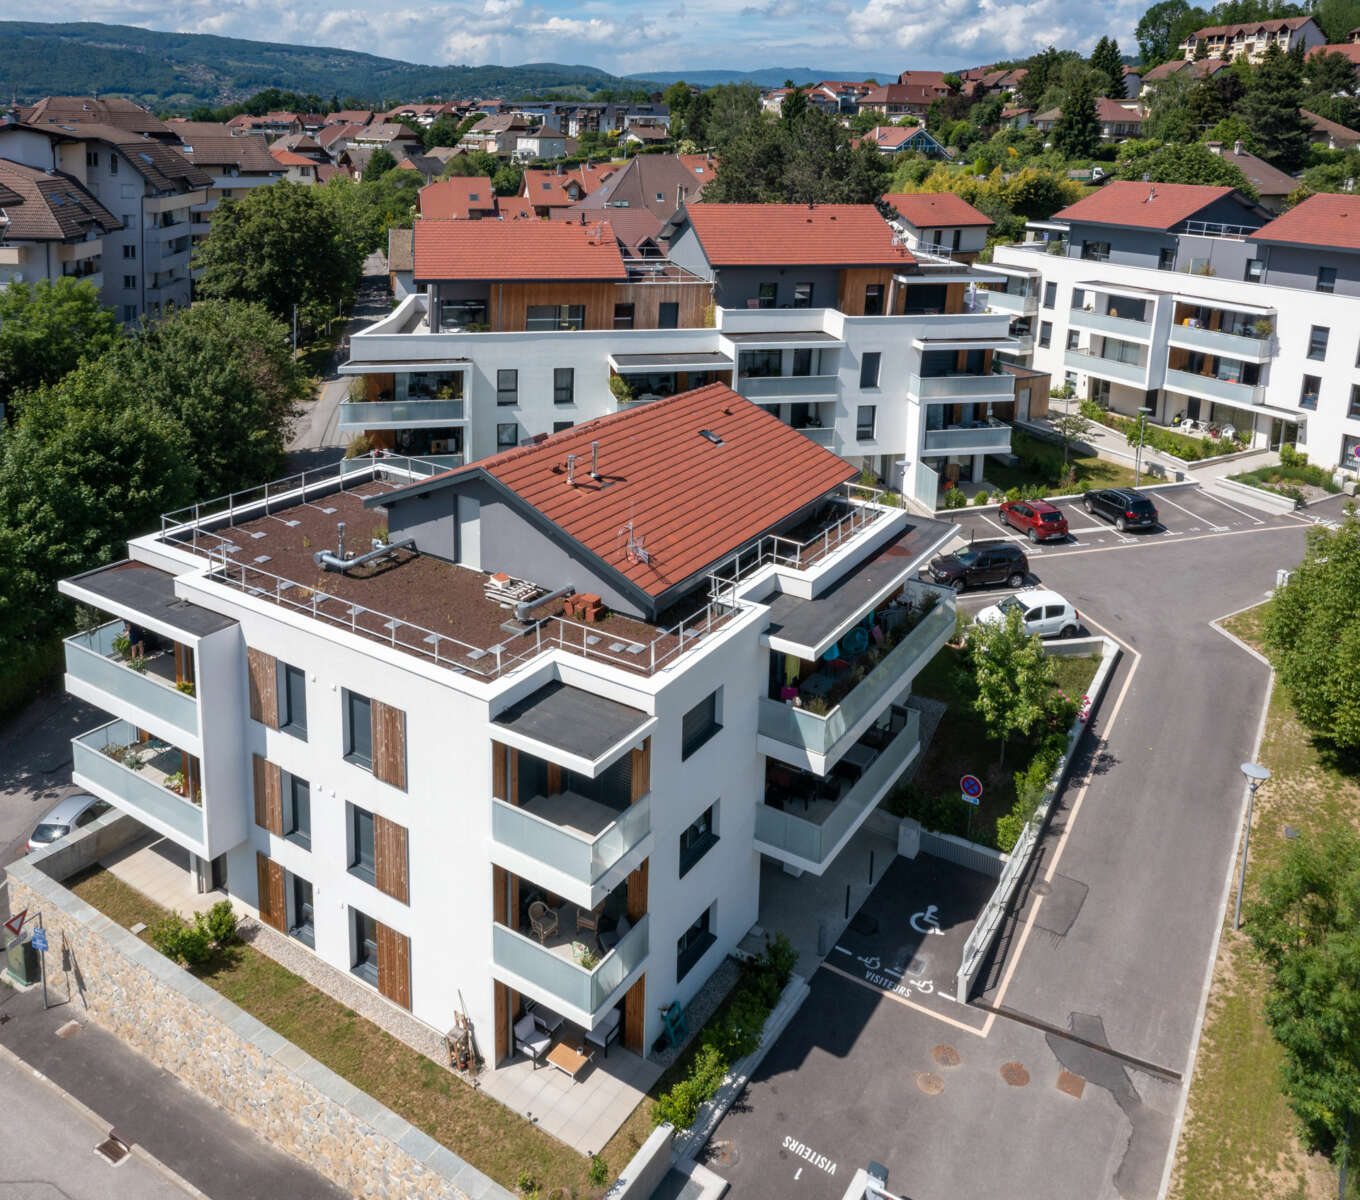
566, 454, 576, 485
336, 521, 346, 559
590, 440, 600, 479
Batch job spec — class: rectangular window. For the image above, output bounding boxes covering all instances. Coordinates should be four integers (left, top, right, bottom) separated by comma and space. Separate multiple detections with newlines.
757, 282, 777, 308
1308, 326, 1329, 360
122, 274, 136, 290
859, 351, 881, 389
1244, 258, 1264, 283
792, 282, 814, 308
792, 348, 814, 376
739, 348, 781, 377
676, 904, 715, 982
658, 301, 679, 329
1158, 248, 1175, 271
122, 305, 137, 322
951, 228, 962, 252
1350, 384, 1360, 419
349, 804, 376, 883
496, 368, 518, 405
681, 689, 721, 760
110, 154, 118, 174
1317, 266, 1337, 294
497, 421, 519, 448
1066, 328, 1080, 350
1080, 241, 1110, 262
612, 302, 635, 329
863, 283, 884, 316
122, 244, 136, 259
86, 150, 98, 167
279, 662, 307, 738
1043, 281, 1056, 308
440, 299, 487, 328
290, 875, 314, 948
284, 774, 311, 849
553, 420, 574, 432
1038, 321, 1052, 348
343, 689, 373, 769
553, 367, 574, 405
1300, 375, 1321, 409
857, 404, 876, 441
525, 304, 585, 331
352, 908, 378, 984
679, 802, 718, 878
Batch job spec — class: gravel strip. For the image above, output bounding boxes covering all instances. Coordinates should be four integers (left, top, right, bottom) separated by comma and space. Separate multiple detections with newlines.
650, 956, 743, 1073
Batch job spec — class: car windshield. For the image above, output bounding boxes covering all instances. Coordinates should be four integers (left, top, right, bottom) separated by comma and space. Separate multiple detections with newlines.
998, 596, 1025, 615
953, 548, 980, 566
1040, 512, 1063, 523
1130, 499, 1155, 511
30, 823, 68, 844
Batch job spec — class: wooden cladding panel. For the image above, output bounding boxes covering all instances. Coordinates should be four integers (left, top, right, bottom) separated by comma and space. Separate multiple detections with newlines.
508, 748, 519, 807
493, 865, 508, 926
945, 282, 966, 313
494, 980, 510, 1062
255, 853, 285, 932
251, 754, 282, 834
492, 742, 507, 803
376, 921, 411, 1010
545, 763, 563, 796
246, 648, 278, 728
627, 857, 649, 923
836, 268, 897, 316
491, 280, 712, 333
374, 815, 409, 904
623, 973, 646, 1053
611, 281, 711, 329
372, 700, 407, 791
630, 737, 651, 803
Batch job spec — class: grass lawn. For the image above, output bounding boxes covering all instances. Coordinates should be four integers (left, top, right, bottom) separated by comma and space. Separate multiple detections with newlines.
905, 643, 1100, 846
1168, 605, 1346, 1200
66, 867, 599, 1194
983, 431, 1140, 496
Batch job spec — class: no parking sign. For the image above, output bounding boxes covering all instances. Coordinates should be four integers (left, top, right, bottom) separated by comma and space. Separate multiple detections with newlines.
960, 774, 983, 807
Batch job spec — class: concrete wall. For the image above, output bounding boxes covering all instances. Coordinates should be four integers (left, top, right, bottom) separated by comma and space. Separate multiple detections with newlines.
606, 1123, 675, 1199
6, 818, 511, 1200
1261, 243, 1360, 299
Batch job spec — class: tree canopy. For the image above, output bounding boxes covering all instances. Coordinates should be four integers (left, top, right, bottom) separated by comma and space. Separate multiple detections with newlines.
1241, 44, 1312, 171
1053, 73, 1102, 159
1113, 139, 1259, 197
1091, 37, 1126, 98
968, 607, 1057, 763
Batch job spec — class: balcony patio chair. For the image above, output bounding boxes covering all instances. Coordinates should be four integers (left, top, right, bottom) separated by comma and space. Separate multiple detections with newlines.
576, 904, 603, 934
529, 901, 558, 944
514, 1014, 552, 1068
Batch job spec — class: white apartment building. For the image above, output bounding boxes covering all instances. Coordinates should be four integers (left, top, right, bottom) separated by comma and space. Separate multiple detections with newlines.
340, 203, 1049, 510
170, 123, 284, 269
989, 183, 1360, 468
0, 119, 208, 322
0, 157, 119, 293
57, 385, 955, 1064
1179, 16, 1325, 62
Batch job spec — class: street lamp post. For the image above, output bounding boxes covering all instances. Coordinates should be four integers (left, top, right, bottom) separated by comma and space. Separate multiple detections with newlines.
1233, 761, 1271, 931
1133, 406, 1153, 486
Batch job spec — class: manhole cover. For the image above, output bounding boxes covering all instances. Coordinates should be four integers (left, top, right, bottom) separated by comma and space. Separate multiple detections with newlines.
1031, 881, 1052, 896
94, 1136, 129, 1165
1000, 1062, 1030, 1086
915, 1072, 945, 1095
931, 1045, 961, 1067
708, 1140, 740, 1167
905, 957, 927, 977
55, 1020, 81, 1039
1056, 1069, 1086, 1099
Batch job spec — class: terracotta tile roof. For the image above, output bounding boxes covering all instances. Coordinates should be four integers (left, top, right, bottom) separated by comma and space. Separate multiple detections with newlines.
1095, 99, 1146, 122
1142, 58, 1228, 83
413, 217, 626, 280
882, 192, 992, 228
677, 153, 717, 179
1052, 180, 1237, 230
426, 383, 857, 601
0, 157, 119, 240
680, 204, 914, 267
1251, 192, 1360, 251
271, 132, 324, 155
326, 110, 374, 126
418, 176, 498, 219
570, 154, 707, 220
520, 164, 615, 208
1190, 15, 1315, 37
896, 70, 949, 88
21, 95, 167, 137
494, 195, 537, 220
49, 124, 211, 191
1309, 43, 1360, 63
178, 132, 279, 174
1303, 109, 1360, 145
1208, 145, 1298, 197
269, 146, 318, 168
860, 83, 941, 107
317, 123, 365, 150
316, 164, 352, 183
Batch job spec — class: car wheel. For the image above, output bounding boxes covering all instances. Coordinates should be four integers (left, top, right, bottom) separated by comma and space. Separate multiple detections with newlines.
1060, 625, 1078, 639
1027, 527, 1038, 543
1084, 498, 1094, 513
1006, 571, 1024, 589
951, 577, 967, 593
1115, 517, 1127, 532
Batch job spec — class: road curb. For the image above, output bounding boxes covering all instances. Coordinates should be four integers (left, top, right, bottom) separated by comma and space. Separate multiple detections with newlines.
0, 1037, 209, 1197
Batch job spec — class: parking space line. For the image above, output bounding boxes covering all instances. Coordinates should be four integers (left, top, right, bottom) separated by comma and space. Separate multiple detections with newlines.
976, 513, 1040, 551
1033, 523, 1299, 558
1192, 489, 1266, 525
1157, 492, 1226, 532
820, 962, 991, 1037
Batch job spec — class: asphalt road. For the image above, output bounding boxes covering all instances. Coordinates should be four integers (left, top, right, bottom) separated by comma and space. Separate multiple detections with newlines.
711, 485, 1316, 1200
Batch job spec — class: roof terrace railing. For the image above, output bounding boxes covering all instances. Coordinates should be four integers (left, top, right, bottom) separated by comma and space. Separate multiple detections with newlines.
1180, 219, 1259, 241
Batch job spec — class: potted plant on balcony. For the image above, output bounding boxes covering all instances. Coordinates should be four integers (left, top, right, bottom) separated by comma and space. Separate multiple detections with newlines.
126, 656, 148, 674
112, 633, 132, 659
175, 680, 195, 697
609, 374, 638, 404
1252, 317, 1274, 340
164, 770, 186, 796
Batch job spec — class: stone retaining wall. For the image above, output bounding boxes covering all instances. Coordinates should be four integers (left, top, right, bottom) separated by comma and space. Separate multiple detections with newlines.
6, 819, 512, 1200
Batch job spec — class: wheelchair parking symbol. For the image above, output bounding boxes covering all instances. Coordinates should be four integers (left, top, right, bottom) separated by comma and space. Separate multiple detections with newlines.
910, 905, 944, 936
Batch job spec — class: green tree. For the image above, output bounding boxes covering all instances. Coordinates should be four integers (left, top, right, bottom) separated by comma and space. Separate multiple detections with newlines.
1137, 0, 1201, 65
1246, 830, 1360, 1169
1243, 43, 1311, 170
662, 81, 693, 133
704, 84, 762, 149
193, 182, 361, 333
440, 150, 500, 179
422, 114, 462, 149
1187, 68, 1248, 129
1317, 0, 1360, 42
1091, 37, 1126, 98
1051, 408, 1097, 467
780, 86, 808, 125
850, 108, 882, 134
1301, 147, 1360, 192
364, 148, 398, 178
492, 164, 523, 195
0, 277, 121, 418
1053, 73, 1101, 158
968, 607, 1056, 763
1265, 512, 1360, 747
1143, 69, 1199, 142
1019, 46, 1078, 108
1305, 50, 1360, 128
1113, 140, 1258, 196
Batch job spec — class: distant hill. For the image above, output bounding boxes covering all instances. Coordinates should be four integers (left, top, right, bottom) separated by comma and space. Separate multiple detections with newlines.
631, 67, 899, 88
0, 21, 660, 109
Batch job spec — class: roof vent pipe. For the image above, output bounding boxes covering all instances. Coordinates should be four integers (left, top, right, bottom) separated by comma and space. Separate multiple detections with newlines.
515, 582, 574, 622
590, 440, 600, 480
566, 453, 577, 485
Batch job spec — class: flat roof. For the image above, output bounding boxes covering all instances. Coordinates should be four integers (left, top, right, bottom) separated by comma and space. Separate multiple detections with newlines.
492, 680, 652, 770
67, 561, 236, 638
609, 351, 734, 370
1076, 280, 1162, 300
724, 331, 844, 346
338, 359, 469, 375
764, 521, 953, 657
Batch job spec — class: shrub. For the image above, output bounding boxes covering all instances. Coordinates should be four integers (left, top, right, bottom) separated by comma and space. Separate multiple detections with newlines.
1279, 443, 1303, 468
653, 1044, 727, 1128
973, 489, 990, 505
149, 912, 213, 965
886, 782, 970, 837
607, 373, 637, 403
942, 486, 967, 509
344, 432, 373, 459
202, 899, 238, 946
1004, 486, 1021, 502
587, 1156, 610, 1187
517, 1168, 538, 1195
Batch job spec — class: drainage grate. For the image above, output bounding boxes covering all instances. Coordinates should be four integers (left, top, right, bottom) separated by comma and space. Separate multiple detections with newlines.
931, 1045, 961, 1068
94, 1134, 130, 1165
915, 1071, 945, 1095
708, 1140, 740, 1167
1056, 1069, 1086, 1099
1000, 1062, 1030, 1087
905, 956, 927, 977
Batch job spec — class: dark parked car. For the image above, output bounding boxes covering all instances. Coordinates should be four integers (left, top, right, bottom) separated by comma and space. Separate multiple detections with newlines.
1083, 488, 1159, 532
998, 498, 1069, 543
927, 540, 1029, 592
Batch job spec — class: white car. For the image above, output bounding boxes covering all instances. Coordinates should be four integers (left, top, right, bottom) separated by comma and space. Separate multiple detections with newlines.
973, 589, 1081, 639
27, 793, 111, 854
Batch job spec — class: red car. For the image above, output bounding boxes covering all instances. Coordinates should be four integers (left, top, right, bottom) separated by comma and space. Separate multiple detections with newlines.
998, 499, 1069, 543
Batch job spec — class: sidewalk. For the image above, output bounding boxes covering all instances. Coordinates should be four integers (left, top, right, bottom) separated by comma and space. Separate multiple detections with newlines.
0, 981, 347, 1200
1027, 393, 1185, 478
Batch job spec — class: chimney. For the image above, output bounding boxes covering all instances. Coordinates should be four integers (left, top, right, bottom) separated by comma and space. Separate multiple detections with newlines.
1233, 139, 1244, 155
1206, 140, 1223, 155
336, 522, 347, 559
566, 454, 577, 485
590, 440, 600, 480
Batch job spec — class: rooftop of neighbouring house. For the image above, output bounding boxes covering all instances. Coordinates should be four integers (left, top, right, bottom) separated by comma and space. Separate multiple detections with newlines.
882, 192, 991, 229
668, 203, 916, 267
418, 176, 498, 219
1050, 180, 1252, 231
413, 216, 629, 280
1251, 192, 1360, 252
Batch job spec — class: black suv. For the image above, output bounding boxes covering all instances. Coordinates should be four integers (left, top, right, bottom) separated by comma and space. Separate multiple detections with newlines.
1083, 488, 1159, 532
927, 540, 1029, 592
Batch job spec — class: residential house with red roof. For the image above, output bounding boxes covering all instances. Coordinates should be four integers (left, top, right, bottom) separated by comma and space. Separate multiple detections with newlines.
520, 164, 616, 216
1033, 98, 1147, 141
856, 83, 944, 120
171, 123, 284, 257
1179, 15, 1324, 62
859, 124, 951, 159
0, 157, 120, 290
881, 192, 992, 261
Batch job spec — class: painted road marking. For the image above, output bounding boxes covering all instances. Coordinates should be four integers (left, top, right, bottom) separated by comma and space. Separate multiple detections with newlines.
1156, 492, 1226, 532
1193, 488, 1266, 525
782, 1136, 838, 1176
821, 962, 988, 1036
910, 905, 945, 935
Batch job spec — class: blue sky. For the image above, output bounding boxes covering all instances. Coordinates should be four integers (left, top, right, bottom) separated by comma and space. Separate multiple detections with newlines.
39, 0, 1144, 74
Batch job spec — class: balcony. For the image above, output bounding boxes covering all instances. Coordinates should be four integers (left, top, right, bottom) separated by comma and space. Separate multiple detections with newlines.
336, 398, 466, 430
491, 793, 652, 908
72, 719, 204, 848
64, 621, 198, 739
736, 375, 840, 401
756, 707, 920, 872
982, 289, 1039, 316
908, 373, 1015, 401
759, 597, 954, 771
1068, 308, 1153, 340
797, 425, 835, 448
492, 913, 649, 1028
1164, 368, 1267, 409
1167, 322, 1274, 364
923, 418, 1012, 455
1063, 348, 1147, 387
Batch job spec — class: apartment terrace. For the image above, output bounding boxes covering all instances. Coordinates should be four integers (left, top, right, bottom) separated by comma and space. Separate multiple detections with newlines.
158, 458, 891, 683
